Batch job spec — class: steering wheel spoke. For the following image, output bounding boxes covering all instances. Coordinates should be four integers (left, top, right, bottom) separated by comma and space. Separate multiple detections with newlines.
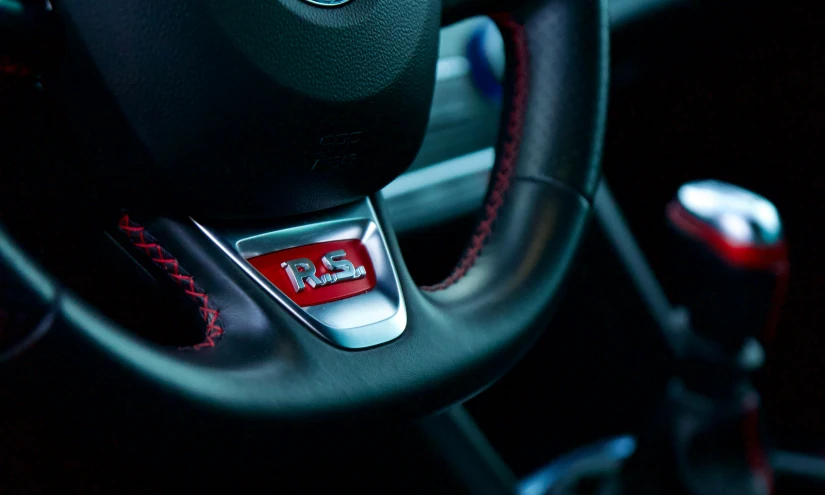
45, 198, 531, 420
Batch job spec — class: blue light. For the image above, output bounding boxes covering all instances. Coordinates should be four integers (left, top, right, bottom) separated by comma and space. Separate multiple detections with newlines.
466, 20, 504, 102
518, 435, 637, 495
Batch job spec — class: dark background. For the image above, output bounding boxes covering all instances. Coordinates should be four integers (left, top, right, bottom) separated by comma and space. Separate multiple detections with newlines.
401, 0, 825, 477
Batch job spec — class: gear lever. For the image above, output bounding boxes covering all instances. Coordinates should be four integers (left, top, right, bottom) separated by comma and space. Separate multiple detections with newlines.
609, 180, 788, 495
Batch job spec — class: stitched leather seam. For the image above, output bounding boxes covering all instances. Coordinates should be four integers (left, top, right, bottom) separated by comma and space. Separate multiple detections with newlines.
421, 14, 529, 292
118, 215, 224, 349
743, 400, 774, 492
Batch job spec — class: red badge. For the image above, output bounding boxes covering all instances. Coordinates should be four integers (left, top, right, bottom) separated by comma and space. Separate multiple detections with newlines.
247, 239, 377, 307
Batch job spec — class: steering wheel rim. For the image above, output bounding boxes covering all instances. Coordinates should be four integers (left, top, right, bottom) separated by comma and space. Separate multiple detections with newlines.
1, 0, 609, 424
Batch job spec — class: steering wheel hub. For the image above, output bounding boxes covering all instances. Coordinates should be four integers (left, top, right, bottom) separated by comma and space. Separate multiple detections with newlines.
55, 0, 441, 218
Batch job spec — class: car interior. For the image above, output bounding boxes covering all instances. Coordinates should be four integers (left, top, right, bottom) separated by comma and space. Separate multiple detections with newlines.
1, 0, 824, 493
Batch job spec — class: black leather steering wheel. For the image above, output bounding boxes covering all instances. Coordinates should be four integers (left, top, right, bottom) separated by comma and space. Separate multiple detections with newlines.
0, 0, 608, 426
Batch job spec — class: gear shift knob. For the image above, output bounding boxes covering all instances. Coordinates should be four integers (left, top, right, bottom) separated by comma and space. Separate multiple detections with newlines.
667, 180, 789, 353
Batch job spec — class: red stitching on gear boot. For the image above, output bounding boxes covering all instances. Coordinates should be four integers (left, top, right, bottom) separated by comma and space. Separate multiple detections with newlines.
118, 215, 224, 349
0, 55, 32, 78
743, 396, 774, 493
421, 14, 529, 292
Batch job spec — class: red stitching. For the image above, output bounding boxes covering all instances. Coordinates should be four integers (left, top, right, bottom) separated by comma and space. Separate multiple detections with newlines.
743, 396, 774, 493
422, 14, 529, 292
118, 215, 224, 349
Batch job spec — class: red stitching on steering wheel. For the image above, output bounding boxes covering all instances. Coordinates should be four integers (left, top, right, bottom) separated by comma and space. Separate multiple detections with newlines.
118, 215, 224, 349
422, 14, 529, 292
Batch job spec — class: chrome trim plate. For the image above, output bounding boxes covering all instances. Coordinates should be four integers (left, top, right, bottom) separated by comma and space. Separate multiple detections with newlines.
192, 199, 406, 349
382, 147, 494, 232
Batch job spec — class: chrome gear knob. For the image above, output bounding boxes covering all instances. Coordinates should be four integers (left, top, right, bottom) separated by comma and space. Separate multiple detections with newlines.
667, 180, 789, 353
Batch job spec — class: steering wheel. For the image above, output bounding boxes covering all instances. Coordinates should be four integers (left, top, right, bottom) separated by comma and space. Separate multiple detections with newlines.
1, 0, 608, 425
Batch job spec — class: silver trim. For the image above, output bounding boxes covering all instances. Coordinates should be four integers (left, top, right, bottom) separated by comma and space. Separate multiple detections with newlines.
436, 56, 471, 82
381, 147, 495, 232
192, 199, 406, 349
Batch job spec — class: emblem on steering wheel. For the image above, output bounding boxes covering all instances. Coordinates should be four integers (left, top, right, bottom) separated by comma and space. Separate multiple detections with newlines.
281, 250, 367, 293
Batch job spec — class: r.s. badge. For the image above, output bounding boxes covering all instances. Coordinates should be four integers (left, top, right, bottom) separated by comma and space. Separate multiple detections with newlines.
247, 240, 376, 307
280, 250, 367, 293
